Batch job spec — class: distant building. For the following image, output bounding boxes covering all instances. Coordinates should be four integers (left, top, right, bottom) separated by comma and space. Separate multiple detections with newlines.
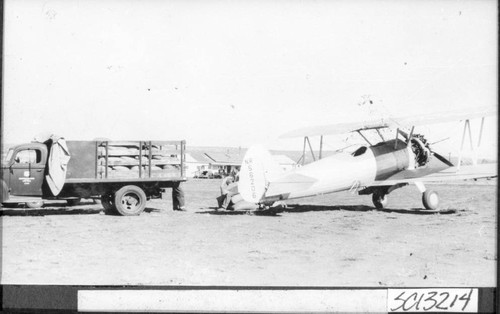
204, 151, 243, 175
184, 152, 211, 177
184, 148, 311, 178
184, 149, 244, 178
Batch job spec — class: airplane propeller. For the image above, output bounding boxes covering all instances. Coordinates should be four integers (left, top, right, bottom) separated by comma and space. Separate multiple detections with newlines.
432, 151, 454, 167
429, 137, 450, 145
398, 128, 454, 167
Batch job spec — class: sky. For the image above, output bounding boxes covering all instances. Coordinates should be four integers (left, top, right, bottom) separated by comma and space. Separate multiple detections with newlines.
2, 0, 498, 159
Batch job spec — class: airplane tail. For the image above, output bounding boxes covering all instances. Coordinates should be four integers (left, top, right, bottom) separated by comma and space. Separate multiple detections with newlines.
239, 145, 284, 203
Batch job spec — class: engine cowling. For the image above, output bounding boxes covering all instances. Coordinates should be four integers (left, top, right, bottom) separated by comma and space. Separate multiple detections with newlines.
369, 139, 410, 180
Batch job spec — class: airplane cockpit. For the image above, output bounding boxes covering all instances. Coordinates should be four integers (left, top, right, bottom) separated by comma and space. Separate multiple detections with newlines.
352, 146, 368, 157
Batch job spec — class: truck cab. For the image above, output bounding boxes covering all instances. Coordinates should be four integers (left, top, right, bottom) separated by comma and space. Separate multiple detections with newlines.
1, 143, 48, 201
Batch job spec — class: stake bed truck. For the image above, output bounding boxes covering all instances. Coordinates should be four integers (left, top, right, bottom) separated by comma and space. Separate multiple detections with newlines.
1, 139, 186, 215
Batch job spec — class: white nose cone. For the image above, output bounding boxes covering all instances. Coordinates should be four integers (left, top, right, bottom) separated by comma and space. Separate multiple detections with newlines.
239, 145, 273, 203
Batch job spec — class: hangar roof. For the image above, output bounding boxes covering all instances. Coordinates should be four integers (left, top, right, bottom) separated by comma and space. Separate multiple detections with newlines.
204, 152, 243, 166
185, 152, 212, 164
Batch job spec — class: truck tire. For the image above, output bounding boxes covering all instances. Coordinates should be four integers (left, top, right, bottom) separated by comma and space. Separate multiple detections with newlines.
67, 198, 81, 206
113, 185, 147, 216
26, 200, 44, 208
101, 194, 117, 215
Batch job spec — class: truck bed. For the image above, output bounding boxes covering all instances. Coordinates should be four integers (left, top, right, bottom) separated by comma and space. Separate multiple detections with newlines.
66, 140, 186, 181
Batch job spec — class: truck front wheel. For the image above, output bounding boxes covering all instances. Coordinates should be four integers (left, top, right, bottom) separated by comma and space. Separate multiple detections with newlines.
114, 185, 147, 216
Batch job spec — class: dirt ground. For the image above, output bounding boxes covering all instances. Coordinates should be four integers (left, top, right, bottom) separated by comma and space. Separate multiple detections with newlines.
1, 179, 496, 287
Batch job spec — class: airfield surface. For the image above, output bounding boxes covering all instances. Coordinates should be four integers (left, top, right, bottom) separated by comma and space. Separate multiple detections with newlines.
1, 179, 496, 287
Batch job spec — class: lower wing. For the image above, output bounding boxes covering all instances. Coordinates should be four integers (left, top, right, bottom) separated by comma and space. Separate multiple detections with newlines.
370, 163, 497, 186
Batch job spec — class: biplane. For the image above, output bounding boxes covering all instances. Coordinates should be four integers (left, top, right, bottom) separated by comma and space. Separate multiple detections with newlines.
238, 106, 497, 210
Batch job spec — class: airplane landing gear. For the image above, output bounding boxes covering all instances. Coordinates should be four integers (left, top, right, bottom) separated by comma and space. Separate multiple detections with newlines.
422, 190, 439, 210
361, 184, 407, 210
372, 191, 388, 209
271, 201, 288, 209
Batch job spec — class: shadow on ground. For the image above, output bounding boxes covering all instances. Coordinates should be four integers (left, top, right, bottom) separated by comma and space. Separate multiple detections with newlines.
2, 204, 457, 217
282, 204, 458, 215
0, 207, 103, 216
0, 199, 167, 216
196, 207, 280, 216
196, 204, 458, 216
0, 206, 164, 216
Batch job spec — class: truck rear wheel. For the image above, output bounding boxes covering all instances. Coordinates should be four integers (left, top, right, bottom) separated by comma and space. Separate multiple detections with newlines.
114, 185, 147, 216
67, 198, 81, 206
101, 194, 117, 215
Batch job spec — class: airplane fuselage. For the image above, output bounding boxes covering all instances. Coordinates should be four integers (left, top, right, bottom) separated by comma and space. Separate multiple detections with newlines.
261, 139, 412, 203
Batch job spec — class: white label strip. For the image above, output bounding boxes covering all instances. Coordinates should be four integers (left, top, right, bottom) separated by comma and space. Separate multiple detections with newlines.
78, 289, 387, 312
387, 288, 478, 313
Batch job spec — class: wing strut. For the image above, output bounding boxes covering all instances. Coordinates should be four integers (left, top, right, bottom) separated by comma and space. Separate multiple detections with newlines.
406, 126, 415, 147
356, 130, 372, 145
477, 117, 485, 150
457, 117, 486, 170
376, 129, 385, 141
299, 136, 318, 165
297, 135, 326, 165
394, 127, 413, 149
457, 119, 472, 169
319, 135, 323, 159
394, 128, 399, 149
306, 137, 316, 162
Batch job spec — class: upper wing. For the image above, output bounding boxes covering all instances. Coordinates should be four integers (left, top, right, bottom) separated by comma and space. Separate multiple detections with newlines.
280, 105, 496, 138
394, 105, 496, 128
369, 163, 497, 186
280, 118, 394, 138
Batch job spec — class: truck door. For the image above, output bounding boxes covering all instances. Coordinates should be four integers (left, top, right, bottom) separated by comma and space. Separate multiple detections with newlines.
8, 148, 45, 196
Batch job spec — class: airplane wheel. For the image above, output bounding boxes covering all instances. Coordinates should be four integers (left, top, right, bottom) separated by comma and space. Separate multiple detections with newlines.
422, 190, 439, 210
372, 192, 388, 209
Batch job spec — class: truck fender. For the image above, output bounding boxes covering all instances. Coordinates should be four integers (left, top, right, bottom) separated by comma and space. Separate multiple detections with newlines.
1, 179, 9, 202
